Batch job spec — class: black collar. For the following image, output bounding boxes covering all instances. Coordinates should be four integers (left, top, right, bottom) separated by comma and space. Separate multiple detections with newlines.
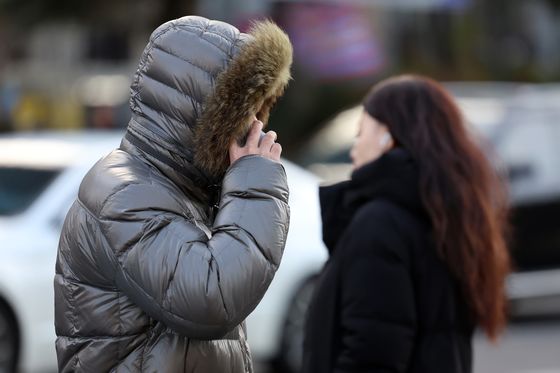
345, 148, 423, 213
319, 148, 426, 252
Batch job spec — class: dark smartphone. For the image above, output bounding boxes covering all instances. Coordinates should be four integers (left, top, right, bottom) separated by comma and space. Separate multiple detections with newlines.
237, 130, 266, 147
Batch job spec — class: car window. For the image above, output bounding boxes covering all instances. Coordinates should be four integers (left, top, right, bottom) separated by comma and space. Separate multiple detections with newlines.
0, 167, 61, 216
496, 109, 560, 200
496, 108, 560, 270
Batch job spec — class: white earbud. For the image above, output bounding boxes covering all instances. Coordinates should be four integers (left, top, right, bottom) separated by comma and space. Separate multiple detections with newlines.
379, 132, 392, 148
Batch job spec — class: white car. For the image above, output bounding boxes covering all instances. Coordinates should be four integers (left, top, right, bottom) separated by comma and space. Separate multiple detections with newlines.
0, 131, 327, 373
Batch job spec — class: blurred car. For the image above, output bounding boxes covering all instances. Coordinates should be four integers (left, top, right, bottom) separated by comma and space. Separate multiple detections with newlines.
0, 131, 327, 373
296, 82, 560, 319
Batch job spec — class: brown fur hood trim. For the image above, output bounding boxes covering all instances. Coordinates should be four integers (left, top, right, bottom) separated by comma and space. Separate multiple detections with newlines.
193, 20, 293, 180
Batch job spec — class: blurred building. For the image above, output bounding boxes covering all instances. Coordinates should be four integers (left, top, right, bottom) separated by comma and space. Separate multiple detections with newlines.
0, 0, 559, 148
0, 0, 194, 132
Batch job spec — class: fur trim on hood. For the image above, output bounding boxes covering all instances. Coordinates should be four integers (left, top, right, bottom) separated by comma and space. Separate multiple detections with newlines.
127, 16, 292, 187
194, 20, 293, 179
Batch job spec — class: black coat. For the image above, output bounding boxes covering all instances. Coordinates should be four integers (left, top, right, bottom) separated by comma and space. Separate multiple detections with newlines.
303, 148, 474, 373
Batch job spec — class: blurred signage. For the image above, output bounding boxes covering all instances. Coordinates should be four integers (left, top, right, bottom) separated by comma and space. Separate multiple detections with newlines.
278, 0, 471, 11
281, 3, 384, 81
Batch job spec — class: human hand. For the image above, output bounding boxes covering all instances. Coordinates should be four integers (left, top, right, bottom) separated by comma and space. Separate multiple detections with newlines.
229, 118, 282, 165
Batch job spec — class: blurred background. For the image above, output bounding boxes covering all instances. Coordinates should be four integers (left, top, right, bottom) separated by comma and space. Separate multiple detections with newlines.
1, 0, 560, 372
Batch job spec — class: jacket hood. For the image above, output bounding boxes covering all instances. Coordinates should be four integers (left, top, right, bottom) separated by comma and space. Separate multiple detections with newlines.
125, 15, 292, 189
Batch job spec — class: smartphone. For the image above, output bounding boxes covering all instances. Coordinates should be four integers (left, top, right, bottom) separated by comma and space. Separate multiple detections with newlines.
237, 130, 266, 147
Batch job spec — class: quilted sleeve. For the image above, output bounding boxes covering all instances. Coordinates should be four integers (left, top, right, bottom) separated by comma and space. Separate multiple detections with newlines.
102, 155, 289, 340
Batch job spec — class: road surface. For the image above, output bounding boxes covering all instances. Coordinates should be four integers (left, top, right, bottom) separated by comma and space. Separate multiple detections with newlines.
255, 319, 560, 373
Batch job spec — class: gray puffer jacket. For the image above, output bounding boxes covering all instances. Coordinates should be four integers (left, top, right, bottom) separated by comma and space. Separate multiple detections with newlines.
54, 16, 292, 372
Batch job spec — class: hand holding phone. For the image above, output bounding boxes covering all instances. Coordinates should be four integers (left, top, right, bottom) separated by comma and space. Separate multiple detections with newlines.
229, 118, 282, 165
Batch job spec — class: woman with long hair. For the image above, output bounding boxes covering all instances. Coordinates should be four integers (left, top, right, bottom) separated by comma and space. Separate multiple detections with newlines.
303, 75, 511, 373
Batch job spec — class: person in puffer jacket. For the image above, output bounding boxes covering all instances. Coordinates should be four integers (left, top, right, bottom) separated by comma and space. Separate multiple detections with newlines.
54, 16, 292, 372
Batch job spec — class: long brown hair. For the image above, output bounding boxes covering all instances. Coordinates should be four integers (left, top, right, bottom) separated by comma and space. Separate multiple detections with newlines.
364, 75, 511, 340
